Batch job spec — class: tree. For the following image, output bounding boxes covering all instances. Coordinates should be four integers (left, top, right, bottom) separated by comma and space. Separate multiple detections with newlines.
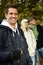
0, 0, 43, 25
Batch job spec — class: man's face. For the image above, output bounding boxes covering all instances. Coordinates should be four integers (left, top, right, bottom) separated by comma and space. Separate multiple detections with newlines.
5, 8, 18, 25
30, 19, 36, 25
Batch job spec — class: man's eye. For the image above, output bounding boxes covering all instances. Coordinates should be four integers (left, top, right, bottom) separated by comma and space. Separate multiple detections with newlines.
10, 13, 13, 15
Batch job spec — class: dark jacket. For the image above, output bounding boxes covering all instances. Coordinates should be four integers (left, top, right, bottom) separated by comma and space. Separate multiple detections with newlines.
37, 25, 43, 49
0, 25, 32, 65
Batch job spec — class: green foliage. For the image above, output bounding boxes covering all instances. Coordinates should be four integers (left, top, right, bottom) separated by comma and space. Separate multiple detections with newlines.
0, 0, 43, 25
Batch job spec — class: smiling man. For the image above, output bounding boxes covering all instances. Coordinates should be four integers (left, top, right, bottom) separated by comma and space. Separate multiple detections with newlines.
0, 4, 32, 65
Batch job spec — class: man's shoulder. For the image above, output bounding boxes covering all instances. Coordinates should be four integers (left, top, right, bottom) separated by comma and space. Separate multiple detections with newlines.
0, 25, 12, 32
37, 25, 43, 32
0, 25, 8, 36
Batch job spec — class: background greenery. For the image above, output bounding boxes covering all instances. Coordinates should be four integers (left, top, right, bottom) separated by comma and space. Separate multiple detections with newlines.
0, 0, 43, 26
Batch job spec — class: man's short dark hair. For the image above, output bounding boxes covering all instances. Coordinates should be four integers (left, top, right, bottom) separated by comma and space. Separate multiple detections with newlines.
5, 4, 18, 13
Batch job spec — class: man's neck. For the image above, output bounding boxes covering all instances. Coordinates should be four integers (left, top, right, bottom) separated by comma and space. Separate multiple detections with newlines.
10, 23, 16, 29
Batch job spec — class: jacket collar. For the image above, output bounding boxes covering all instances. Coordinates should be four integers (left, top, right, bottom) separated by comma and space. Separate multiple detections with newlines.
1, 19, 19, 33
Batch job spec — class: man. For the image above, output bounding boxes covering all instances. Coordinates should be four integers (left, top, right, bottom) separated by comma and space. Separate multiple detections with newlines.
29, 16, 38, 41
29, 16, 43, 65
21, 19, 36, 65
0, 4, 32, 65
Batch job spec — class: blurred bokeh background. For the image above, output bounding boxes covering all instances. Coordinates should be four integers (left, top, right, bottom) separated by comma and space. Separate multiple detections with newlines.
0, 0, 43, 26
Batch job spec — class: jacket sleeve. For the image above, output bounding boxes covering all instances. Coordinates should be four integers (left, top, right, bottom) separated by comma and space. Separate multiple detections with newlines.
0, 30, 13, 62
23, 46, 32, 65
21, 37, 32, 65
19, 29, 32, 65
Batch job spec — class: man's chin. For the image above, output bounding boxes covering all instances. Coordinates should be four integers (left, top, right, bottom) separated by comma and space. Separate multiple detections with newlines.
11, 21, 16, 23
11, 22, 16, 24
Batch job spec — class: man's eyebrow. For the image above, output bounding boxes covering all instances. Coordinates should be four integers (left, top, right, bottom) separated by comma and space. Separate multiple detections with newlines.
9, 12, 18, 14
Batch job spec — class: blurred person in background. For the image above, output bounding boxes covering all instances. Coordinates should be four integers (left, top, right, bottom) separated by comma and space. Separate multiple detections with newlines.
29, 16, 43, 65
21, 19, 37, 65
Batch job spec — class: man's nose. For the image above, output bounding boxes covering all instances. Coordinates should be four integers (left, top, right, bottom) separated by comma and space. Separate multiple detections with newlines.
12, 14, 16, 17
